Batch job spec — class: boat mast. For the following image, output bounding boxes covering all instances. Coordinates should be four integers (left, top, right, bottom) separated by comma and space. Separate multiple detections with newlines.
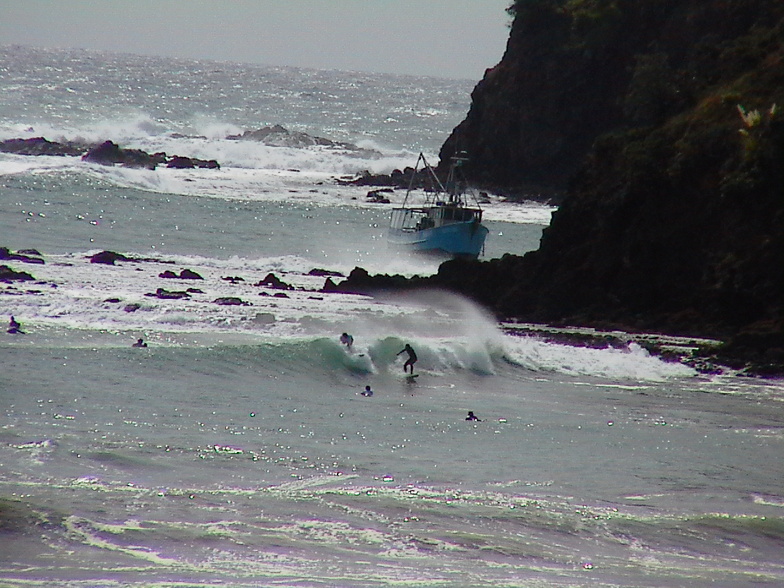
401, 152, 446, 207
446, 151, 469, 205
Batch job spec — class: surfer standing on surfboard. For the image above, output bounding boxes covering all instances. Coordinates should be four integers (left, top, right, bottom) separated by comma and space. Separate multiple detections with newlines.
397, 343, 417, 374
340, 332, 354, 350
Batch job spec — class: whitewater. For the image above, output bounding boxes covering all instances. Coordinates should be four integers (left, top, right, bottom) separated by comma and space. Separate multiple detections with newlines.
1, 46, 783, 587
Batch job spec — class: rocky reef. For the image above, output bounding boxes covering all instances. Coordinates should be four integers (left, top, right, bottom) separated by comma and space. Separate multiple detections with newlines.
0, 137, 219, 170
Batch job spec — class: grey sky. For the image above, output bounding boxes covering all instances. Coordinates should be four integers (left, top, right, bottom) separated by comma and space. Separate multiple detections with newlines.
1, 1, 512, 79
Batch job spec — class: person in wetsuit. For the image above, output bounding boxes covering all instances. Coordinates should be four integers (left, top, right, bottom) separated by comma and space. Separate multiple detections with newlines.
8, 316, 23, 334
397, 343, 417, 374
340, 332, 354, 350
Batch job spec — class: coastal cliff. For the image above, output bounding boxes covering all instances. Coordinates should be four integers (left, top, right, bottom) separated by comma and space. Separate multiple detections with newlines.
344, 0, 784, 370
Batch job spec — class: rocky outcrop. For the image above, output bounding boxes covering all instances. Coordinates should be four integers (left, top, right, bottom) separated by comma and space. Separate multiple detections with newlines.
82, 141, 219, 170
440, 0, 784, 202
1, 137, 220, 170
0, 247, 44, 264
89, 251, 135, 265
145, 288, 190, 300
227, 125, 376, 156
339, 167, 427, 190
254, 273, 293, 290
334, 0, 784, 374
159, 269, 203, 280
82, 141, 166, 169
213, 297, 251, 306
89, 250, 171, 265
0, 265, 36, 282
0, 137, 86, 156
166, 155, 220, 169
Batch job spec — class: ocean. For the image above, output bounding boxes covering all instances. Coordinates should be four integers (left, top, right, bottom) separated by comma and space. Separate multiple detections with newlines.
1, 45, 783, 587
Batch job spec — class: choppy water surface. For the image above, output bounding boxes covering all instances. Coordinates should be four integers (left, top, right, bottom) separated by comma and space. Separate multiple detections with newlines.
1, 46, 783, 587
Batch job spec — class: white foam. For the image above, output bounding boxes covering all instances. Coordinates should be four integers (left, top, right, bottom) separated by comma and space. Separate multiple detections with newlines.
503, 336, 694, 381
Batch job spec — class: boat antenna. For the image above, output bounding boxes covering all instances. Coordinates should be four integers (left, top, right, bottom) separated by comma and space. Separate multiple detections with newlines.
402, 152, 446, 207
447, 151, 470, 204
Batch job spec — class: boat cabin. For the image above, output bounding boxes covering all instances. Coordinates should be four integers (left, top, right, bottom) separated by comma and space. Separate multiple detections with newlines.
390, 204, 483, 233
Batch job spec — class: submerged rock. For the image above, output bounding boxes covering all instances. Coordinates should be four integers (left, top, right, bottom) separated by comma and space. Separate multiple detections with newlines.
146, 288, 190, 300
213, 297, 251, 306
0, 265, 36, 282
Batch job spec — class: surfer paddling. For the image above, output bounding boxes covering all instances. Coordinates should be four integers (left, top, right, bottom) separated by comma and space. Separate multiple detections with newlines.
466, 411, 481, 421
132, 338, 148, 348
7, 316, 23, 334
397, 343, 417, 374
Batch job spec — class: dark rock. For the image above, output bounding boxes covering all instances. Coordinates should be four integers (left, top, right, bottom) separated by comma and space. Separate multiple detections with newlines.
325, 267, 421, 296
82, 140, 158, 169
255, 273, 293, 290
228, 125, 346, 150
222, 276, 245, 283
166, 156, 220, 169
308, 268, 344, 278
145, 288, 190, 300
3, 137, 220, 171
0, 247, 44, 264
213, 297, 251, 306
166, 156, 195, 169
0, 265, 35, 282
339, 166, 431, 190
0, 137, 85, 157
104, 298, 121, 303
89, 251, 134, 265
160, 269, 203, 280
367, 189, 392, 203
123, 303, 141, 312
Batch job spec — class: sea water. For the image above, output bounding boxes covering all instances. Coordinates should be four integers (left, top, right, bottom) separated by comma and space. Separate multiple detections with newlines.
1, 46, 783, 587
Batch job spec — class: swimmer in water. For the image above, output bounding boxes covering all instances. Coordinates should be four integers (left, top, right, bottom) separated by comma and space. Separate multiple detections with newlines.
7, 316, 23, 334
132, 338, 148, 348
361, 385, 373, 397
466, 411, 481, 421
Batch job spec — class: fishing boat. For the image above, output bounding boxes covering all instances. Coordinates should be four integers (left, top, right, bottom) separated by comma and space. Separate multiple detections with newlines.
388, 152, 489, 258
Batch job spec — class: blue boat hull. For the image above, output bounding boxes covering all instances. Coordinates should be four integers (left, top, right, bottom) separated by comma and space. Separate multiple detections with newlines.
388, 220, 489, 258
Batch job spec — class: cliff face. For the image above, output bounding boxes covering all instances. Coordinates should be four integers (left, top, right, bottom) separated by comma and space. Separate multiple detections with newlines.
435, 0, 784, 359
441, 0, 784, 199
